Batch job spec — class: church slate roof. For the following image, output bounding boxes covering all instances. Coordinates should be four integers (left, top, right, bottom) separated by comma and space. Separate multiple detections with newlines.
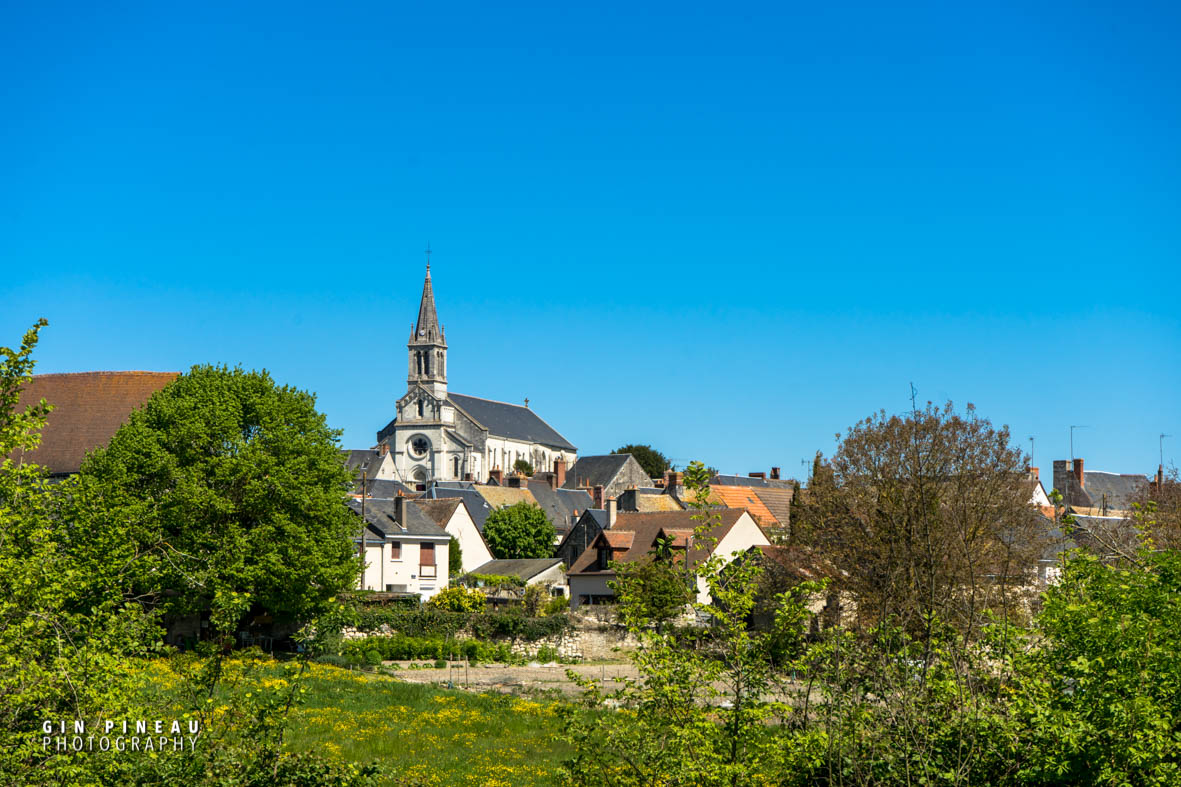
447, 393, 575, 450
13, 371, 179, 475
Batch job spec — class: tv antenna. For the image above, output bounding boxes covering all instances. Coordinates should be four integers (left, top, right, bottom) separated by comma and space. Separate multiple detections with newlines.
1069, 425, 1088, 460
909, 382, 918, 414
1028, 436, 1035, 466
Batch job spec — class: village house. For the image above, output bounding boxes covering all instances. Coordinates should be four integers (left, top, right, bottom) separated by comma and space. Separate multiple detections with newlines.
562, 453, 654, 500
470, 557, 569, 598
411, 497, 494, 573
566, 509, 771, 608
349, 496, 451, 600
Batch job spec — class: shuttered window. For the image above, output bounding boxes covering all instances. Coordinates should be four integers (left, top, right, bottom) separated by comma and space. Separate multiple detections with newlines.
420, 543, 435, 566
390, 541, 401, 560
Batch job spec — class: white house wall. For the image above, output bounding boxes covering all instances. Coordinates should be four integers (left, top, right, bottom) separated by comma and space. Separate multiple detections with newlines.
444, 506, 494, 573
358, 538, 450, 600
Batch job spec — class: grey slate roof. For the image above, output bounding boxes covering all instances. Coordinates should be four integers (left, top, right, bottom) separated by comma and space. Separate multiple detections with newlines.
471, 558, 563, 581
447, 393, 576, 450
362, 479, 415, 499
1075, 471, 1149, 511
346, 498, 449, 538
562, 454, 631, 489
425, 486, 496, 531
527, 480, 593, 531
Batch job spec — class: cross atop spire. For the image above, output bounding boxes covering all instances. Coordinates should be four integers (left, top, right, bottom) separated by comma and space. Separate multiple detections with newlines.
424, 241, 432, 271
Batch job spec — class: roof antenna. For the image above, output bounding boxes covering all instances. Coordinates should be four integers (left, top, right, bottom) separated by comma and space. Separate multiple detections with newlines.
1028, 436, 1035, 467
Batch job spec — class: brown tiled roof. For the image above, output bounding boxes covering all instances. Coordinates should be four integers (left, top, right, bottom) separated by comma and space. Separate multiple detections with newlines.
14, 371, 178, 474
601, 531, 635, 549
476, 486, 538, 509
569, 509, 746, 576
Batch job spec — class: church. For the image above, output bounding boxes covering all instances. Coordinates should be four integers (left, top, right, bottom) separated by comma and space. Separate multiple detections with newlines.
375, 263, 577, 487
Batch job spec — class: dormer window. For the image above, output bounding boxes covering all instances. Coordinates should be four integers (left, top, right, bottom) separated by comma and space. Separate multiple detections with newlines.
597, 547, 610, 570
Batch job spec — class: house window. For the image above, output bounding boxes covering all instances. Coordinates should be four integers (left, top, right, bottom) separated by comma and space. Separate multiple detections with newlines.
597, 548, 610, 570
421, 543, 435, 565
390, 541, 401, 560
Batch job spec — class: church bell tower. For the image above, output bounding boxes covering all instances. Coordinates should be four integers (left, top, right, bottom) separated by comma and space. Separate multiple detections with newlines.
407, 260, 447, 399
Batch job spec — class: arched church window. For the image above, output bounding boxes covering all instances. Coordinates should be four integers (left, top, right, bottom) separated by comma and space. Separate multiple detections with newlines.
453, 456, 460, 477
424, 353, 430, 376
416, 352, 422, 375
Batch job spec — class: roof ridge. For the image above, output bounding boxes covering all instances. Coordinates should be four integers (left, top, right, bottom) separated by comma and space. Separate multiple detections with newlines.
32, 371, 179, 378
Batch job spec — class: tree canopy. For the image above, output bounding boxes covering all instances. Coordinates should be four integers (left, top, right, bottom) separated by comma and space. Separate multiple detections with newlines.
612, 444, 670, 479
73, 364, 359, 628
482, 502, 555, 560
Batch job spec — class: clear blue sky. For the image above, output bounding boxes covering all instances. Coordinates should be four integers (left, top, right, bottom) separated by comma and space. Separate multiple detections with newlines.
2, 0, 1178, 479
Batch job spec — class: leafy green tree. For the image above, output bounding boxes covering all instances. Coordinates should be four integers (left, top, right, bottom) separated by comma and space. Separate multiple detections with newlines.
512, 458, 534, 476
1013, 513, 1181, 785
483, 502, 555, 559
612, 556, 690, 628
73, 364, 359, 630
612, 443, 670, 479
0, 321, 161, 784
448, 535, 463, 576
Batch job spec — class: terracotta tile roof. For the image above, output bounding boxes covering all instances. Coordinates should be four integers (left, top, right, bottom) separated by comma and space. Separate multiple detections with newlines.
709, 485, 781, 527
13, 371, 178, 474
568, 509, 747, 576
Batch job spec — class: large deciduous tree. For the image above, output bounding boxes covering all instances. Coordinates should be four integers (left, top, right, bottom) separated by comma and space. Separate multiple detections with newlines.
794, 402, 1046, 638
74, 364, 359, 630
612, 444, 670, 479
482, 501, 555, 559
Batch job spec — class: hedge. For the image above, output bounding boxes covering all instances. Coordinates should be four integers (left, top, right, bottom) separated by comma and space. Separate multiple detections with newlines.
342, 635, 517, 664
353, 606, 570, 643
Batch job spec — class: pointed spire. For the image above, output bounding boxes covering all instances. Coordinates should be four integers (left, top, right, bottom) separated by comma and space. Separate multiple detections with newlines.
414, 263, 440, 341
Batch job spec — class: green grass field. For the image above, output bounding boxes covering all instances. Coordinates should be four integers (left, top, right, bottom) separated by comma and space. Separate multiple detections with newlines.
138, 659, 572, 786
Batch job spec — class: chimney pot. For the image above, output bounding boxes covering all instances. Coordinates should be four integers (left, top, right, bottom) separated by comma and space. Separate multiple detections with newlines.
554, 457, 567, 489
770, 467, 780, 480
606, 497, 617, 529
489, 467, 504, 485
1073, 458, 1085, 488
593, 484, 604, 509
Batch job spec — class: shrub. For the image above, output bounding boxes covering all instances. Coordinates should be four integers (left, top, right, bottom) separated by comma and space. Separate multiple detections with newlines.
543, 595, 570, 616
427, 586, 486, 614
363, 649, 382, 667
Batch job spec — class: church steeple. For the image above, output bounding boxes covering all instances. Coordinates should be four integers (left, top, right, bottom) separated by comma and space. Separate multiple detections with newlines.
407, 255, 447, 398
414, 262, 443, 343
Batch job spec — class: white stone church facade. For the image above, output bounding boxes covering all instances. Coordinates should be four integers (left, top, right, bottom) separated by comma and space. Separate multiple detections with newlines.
375, 265, 577, 487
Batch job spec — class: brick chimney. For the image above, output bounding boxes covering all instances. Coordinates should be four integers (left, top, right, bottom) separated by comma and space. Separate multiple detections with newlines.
378, 443, 389, 457
1028, 466, 1040, 481
749, 471, 766, 480
770, 467, 780, 480
554, 457, 567, 489
1072, 458, 1085, 488
462, 472, 473, 482
507, 474, 524, 488
489, 467, 503, 485
606, 497, 617, 529
1157, 465, 1165, 493
593, 484, 604, 509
